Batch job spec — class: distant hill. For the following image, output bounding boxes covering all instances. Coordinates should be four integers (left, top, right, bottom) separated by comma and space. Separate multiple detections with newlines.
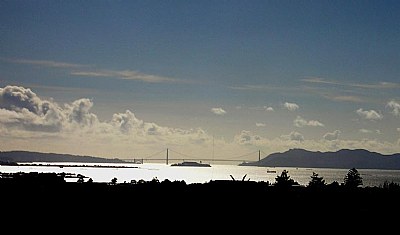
0, 151, 126, 163
239, 148, 400, 170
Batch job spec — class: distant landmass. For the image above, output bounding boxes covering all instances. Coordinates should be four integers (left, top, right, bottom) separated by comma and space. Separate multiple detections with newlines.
239, 148, 400, 170
0, 151, 126, 164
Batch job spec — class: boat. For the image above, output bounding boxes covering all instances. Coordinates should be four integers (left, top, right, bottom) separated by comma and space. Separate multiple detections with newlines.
266, 169, 277, 173
170, 161, 211, 167
131, 159, 143, 164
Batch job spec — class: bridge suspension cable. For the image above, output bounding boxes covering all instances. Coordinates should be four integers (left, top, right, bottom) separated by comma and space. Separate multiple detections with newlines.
168, 148, 199, 160
228, 150, 260, 160
144, 149, 166, 159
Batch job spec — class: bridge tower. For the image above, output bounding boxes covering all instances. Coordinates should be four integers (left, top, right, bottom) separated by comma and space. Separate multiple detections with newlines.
166, 148, 169, 165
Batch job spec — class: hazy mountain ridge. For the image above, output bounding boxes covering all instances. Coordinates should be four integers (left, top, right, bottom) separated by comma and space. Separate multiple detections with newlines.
0, 151, 126, 163
239, 148, 400, 170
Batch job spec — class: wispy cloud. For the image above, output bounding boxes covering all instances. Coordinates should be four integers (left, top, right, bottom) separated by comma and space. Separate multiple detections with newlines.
359, 129, 381, 134
0, 57, 88, 69
301, 77, 340, 86
248, 106, 274, 112
256, 123, 266, 127
229, 84, 301, 92
302, 77, 400, 90
331, 95, 364, 103
71, 69, 179, 83
301, 85, 367, 103
323, 130, 341, 141
0, 81, 96, 94
1, 57, 181, 84
211, 107, 226, 115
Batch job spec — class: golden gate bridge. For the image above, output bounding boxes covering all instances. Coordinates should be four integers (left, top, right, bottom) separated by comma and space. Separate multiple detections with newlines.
120, 148, 268, 164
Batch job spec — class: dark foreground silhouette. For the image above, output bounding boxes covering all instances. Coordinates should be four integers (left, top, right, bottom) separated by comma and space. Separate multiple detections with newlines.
1, 171, 400, 218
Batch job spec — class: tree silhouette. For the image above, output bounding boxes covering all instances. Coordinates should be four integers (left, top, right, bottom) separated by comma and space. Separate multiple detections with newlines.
110, 177, 118, 185
77, 174, 85, 183
274, 169, 299, 187
308, 172, 326, 188
343, 168, 363, 188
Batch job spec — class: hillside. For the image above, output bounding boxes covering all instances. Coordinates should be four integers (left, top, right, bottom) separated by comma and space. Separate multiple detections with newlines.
239, 148, 400, 170
0, 151, 126, 163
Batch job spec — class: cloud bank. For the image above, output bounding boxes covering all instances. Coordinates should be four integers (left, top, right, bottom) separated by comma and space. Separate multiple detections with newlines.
1, 85, 400, 158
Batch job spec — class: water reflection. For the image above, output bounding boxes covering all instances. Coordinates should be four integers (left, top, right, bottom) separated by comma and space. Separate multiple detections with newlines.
1, 162, 400, 187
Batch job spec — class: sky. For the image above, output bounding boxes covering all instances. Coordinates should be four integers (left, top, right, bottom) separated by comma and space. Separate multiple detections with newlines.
1, 0, 400, 162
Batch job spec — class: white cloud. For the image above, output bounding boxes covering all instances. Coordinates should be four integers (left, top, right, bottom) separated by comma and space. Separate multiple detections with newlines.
356, 108, 383, 120
397, 128, 400, 132
0, 85, 212, 149
323, 130, 341, 141
289, 131, 304, 142
387, 100, 400, 117
265, 106, 274, 111
65, 98, 98, 127
294, 116, 324, 127
360, 129, 373, 134
256, 123, 266, 127
284, 102, 299, 111
211, 107, 226, 115
234, 130, 262, 145
281, 131, 304, 142
0, 85, 66, 132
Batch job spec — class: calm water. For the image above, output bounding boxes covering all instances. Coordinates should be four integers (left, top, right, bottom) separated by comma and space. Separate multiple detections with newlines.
2, 162, 400, 187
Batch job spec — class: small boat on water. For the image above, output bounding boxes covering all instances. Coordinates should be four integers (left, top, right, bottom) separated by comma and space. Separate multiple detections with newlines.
266, 169, 277, 173
170, 161, 211, 167
131, 159, 143, 164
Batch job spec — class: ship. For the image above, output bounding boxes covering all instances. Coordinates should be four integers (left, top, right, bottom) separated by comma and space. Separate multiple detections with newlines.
170, 161, 211, 167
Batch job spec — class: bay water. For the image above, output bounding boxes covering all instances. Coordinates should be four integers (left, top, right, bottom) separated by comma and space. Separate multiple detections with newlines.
2, 162, 400, 187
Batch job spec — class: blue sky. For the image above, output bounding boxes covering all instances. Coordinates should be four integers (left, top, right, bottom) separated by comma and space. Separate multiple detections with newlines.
1, 0, 400, 161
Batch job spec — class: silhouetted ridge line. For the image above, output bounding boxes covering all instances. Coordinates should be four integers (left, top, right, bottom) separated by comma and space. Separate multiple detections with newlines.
239, 148, 400, 170
0, 150, 126, 163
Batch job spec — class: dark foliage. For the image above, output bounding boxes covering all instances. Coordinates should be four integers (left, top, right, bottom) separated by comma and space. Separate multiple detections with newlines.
343, 167, 363, 188
274, 169, 299, 187
1, 169, 400, 217
308, 172, 326, 188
